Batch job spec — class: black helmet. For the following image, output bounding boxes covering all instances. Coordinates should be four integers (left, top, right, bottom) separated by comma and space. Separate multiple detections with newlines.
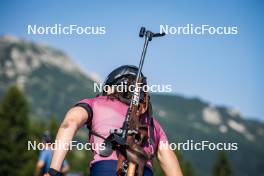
102, 65, 147, 97
103, 65, 145, 86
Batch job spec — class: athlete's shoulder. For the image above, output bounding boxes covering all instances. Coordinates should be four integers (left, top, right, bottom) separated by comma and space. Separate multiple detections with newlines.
77, 95, 107, 105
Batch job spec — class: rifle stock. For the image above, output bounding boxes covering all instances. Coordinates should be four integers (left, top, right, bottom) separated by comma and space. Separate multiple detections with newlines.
127, 162, 136, 176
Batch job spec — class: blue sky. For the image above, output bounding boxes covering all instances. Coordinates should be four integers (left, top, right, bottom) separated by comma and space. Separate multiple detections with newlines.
0, 0, 263, 120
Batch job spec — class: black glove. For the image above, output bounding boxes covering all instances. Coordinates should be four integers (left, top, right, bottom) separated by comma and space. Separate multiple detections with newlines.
47, 168, 62, 176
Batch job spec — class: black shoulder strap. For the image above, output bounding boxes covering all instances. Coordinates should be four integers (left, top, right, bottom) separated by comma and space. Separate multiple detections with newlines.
146, 101, 157, 156
89, 129, 106, 140
149, 116, 156, 156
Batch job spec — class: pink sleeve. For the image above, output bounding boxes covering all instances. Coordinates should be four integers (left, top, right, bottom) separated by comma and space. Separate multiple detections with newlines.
153, 117, 168, 143
76, 98, 94, 107
75, 98, 95, 125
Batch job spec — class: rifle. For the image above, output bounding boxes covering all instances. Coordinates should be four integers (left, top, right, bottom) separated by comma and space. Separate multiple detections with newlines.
100, 27, 165, 176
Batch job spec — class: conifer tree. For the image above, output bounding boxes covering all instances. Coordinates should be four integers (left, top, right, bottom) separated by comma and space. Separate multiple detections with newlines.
0, 86, 33, 175
176, 150, 195, 176
48, 115, 59, 140
212, 151, 233, 176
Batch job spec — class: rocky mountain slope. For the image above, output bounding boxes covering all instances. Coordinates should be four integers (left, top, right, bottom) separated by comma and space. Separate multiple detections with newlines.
0, 35, 95, 118
0, 35, 263, 176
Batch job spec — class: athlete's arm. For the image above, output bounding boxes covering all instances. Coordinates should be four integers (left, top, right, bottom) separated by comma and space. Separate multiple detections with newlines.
157, 142, 183, 176
49, 107, 88, 171
35, 160, 44, 176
